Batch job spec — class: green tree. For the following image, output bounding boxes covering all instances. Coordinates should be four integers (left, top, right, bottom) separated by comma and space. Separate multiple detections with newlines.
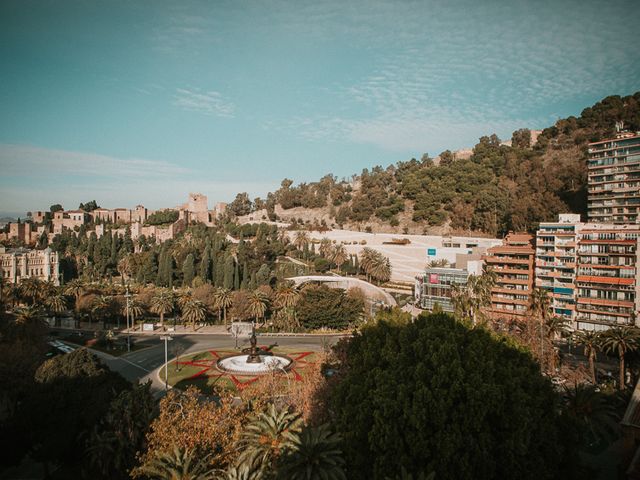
86, 382, 155, 480
329, 313, 580, 479
16, 349, 128, 473
296, 285, 363, 330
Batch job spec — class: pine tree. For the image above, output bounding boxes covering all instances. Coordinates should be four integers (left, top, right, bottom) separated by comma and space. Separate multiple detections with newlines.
182, 254, 195, 287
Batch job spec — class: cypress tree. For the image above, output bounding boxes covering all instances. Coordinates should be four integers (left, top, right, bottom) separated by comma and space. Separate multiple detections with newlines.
199, 246, 211, 282
123, 226, 134, 254
241, 262, 249, 289
212, 255, 219, 287
215, 254, 225, 287
234, 260, 240, 290
182, 253, 195, 287
223, 254, 234, 290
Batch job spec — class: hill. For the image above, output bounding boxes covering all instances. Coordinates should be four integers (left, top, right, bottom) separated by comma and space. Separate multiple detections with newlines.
230, 92, 640, 236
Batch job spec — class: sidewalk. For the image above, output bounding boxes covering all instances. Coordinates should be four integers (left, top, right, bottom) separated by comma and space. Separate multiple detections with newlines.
120, 324, 352, 337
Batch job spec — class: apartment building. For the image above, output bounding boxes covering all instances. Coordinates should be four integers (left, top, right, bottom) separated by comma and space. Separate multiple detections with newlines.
484, 233, 535, 321
0, 246, 60, 285
535, 214, 581, 323
588, 133, 640, 224
575, 224, 640, 330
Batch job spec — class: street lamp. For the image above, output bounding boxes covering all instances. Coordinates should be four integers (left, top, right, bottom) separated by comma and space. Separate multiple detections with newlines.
125, 285, 132, 352
160, 335, 173, 391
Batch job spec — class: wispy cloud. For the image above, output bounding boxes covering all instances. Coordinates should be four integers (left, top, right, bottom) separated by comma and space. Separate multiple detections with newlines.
173, 88, 235, 117
0, 144, 191, 179
262, 0, 640, 153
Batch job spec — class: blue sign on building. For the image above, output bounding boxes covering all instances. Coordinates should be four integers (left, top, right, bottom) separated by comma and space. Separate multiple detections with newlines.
427, 248, 437, 256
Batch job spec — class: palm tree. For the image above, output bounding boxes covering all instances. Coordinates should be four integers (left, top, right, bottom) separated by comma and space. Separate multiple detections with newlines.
427, 258, 450, 268
117, 256, 132, 283
44, 293, 67, 325
15, 305, 44, 325
181, 299, 208, 331
276, 423, 346, 480
247, 290, 269, 326
330, 245, 348, 274
293, 231, 310, 251
138, 446, 215, 480
65, 278, 86, 314
277, 229, 291, 247
451, 272, 495, 327
563, 383, 619, 444
601, 326, 640, 390
274, 285, 300, 330
359, 248, 376, 281
129, 299, 145, 329
529, 287, 552, 367
19, 277, 43, 306
218, 464, 259, 480
319, 238, 333, 258
92, 295, 114, 327
150, 288, 174, 330
238, 404, 302, 475
214, 288, 233, 327
177, 288, 193, 310
369, 254, 391, 284
545, 316, 571, 373
573, 330, 602, 384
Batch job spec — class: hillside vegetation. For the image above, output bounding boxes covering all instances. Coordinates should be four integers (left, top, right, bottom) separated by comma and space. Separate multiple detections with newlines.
229, 92, 640, 236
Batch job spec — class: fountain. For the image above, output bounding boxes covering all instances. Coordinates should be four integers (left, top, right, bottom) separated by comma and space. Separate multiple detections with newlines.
217, 326, 292, 375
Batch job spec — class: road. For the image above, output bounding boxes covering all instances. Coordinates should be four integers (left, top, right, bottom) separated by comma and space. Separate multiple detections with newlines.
89, 333, 344, 395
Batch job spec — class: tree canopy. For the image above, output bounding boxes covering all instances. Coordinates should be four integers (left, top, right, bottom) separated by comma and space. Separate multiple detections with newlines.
329, 313, 580, 480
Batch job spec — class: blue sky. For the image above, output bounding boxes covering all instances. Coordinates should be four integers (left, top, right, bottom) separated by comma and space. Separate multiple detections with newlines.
1, 0, 639, 215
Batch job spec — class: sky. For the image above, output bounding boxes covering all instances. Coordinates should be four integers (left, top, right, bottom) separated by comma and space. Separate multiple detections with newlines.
1, 0, 639, 216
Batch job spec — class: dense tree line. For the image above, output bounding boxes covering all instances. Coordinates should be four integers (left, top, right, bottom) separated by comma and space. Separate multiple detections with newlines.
240, 92, 640, 235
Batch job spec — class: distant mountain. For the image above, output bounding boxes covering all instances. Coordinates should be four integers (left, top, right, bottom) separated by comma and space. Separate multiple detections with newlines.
228, 92, 640, 236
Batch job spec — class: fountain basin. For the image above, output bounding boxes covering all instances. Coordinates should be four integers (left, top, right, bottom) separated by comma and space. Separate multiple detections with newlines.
217, 354, 292, 375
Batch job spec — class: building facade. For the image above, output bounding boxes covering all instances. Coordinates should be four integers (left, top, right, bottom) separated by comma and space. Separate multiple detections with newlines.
415, 267, 470, 312
0, 247, 60, 285
575, 224, 640, 330
484, 233, 535, 321
588, 133, 640, 224
535, 214, 581, 323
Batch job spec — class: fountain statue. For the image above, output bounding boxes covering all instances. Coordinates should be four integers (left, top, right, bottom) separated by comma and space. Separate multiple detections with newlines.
216, 324, 292, 375
244, 327, 262, 364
